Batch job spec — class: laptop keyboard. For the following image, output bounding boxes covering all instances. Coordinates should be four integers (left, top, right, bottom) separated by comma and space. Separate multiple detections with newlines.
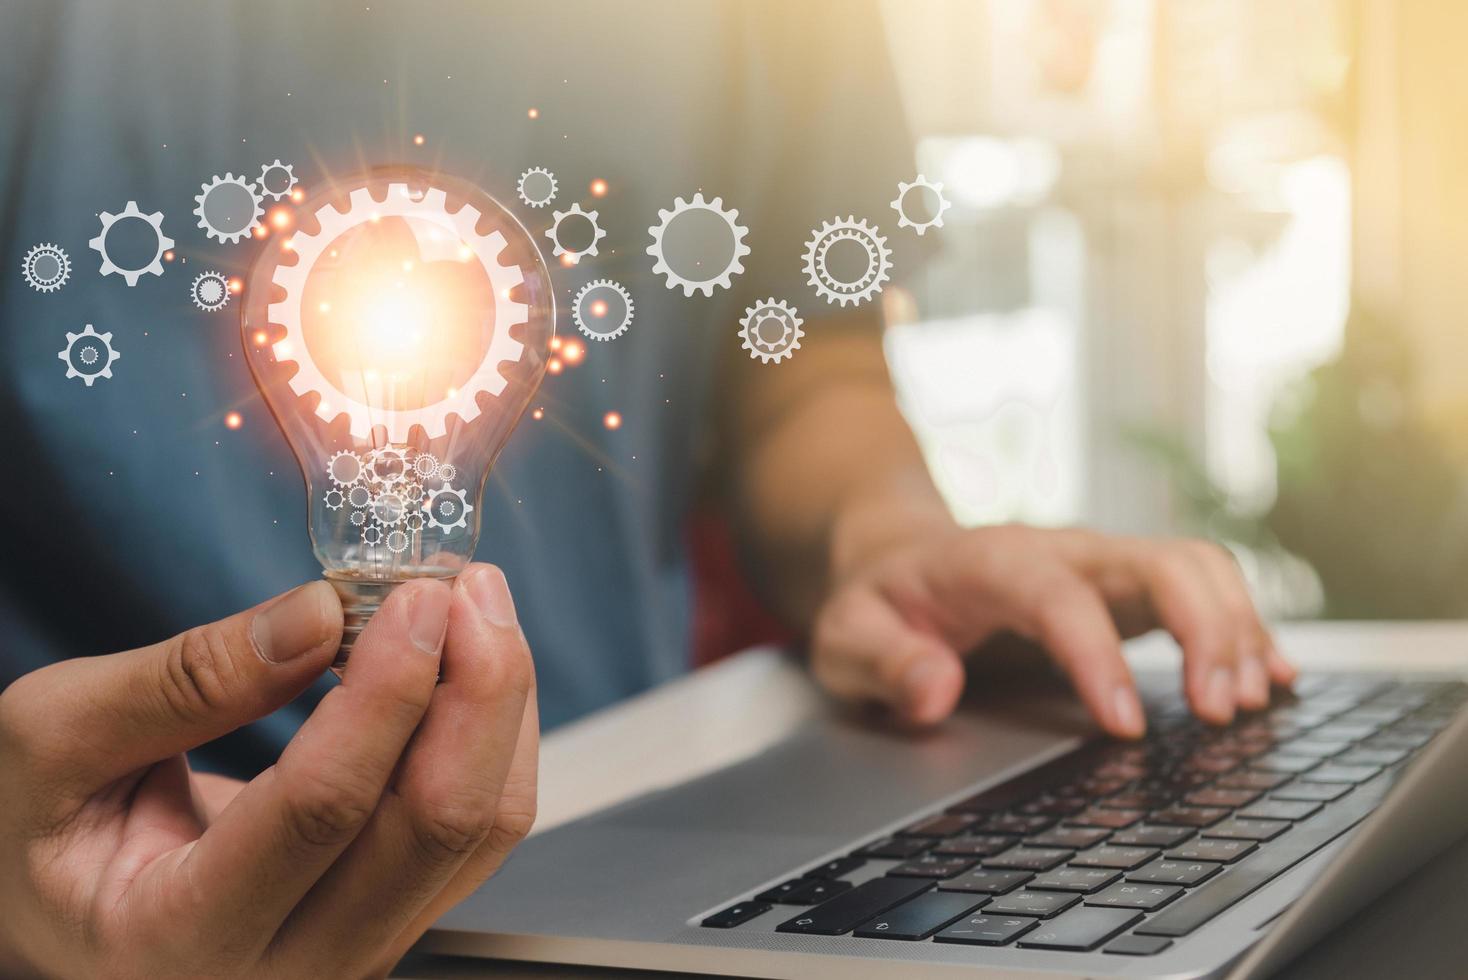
697, 677, 1465, 955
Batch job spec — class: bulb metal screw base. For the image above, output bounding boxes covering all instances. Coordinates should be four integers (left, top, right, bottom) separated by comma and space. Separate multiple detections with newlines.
326, 572, 456, 675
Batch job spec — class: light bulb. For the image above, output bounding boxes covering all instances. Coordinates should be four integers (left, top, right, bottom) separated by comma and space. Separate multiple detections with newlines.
242, 167, 554, 669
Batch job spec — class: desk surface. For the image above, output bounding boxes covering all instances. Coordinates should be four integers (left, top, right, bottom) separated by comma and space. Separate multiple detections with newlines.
396, 621, 1468, 979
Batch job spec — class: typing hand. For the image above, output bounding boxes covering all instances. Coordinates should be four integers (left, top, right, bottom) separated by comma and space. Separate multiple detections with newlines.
808, 525, 1295, 736
0, 564, 536, 979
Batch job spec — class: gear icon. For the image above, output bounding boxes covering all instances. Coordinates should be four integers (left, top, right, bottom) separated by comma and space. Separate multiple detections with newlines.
363, 446, 410, 487
426, 484, 472, 532
412, 453, 439, 480
268, 182, 530, 441
90, 202, 173, 287
803, 216, 891, 307
435, 462, 458, 483
22, 243, 71, 292
258, 160, 298, 201
195, 173, 264, 244
58, 324, 120, 386
544, 203, 606, 262
890, 175, 950, 236
646, 193, 750, 297
324, 489, 345, 510
362, 525, 384, 548
191, 270, 231, 312
573, 279, 634, 341
739, 299, 804, 364
347, 485, 372, 510
350, 509, 368, 527
385, 529, 410, 554
517, 167, 558, 208
328, 449, 365, 487
370, 491, 407, 527
404, 510, 426, 532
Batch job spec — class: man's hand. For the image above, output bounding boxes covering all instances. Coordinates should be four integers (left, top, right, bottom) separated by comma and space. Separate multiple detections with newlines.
810, 525, 1295, 736
0, 563, 536, 979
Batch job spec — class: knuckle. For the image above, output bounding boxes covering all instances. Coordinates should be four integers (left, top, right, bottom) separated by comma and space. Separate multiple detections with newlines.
409, 794, 500, 859
159, 626, 238, 724
487, 804, 536, 853
282, 767, 379, 848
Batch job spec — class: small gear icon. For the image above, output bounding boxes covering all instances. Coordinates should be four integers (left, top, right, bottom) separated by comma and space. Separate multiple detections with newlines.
544, 203, 606, 262
58, 324, 120, 386
328, 449, 365, 487
412, 453, 439, 480
426, 484, 473, 532
362, 525, 384, 548
364, 446, 409, 487
803, 216, 891, 307
385, 529, 410, 554
573, 278, 634, 341
370, 491, 407, 527
191, 270, 231, 312
323, 489, 345, 510
90, 202, 174, 286
258, 159, 298, 201
22, 243, 71, 292
350, 509, 368, 527
890, 175, 950, 236
517, 167, 558, 208
194, 173, 264, 244
404, 511, 426, 532
646, 193, 750, 298
435, 462, 458, 483
739, 299, 804, 364
347, 485, 372, 510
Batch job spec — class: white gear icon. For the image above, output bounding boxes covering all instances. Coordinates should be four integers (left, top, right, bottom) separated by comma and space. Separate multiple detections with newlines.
347, 485, 372, 509
544, 202, 605, 261
258, 160, 298, 201
269, 181, 530, 441
404, 510, 426, 532
323, 489, 345, 510
195, 173, 265, 244
803, 216, 891, 307
646, 193, 750, 297
426, 484, 472, 532
890, 175, 950, 236
22, 243, 71, 292
362, 525, 384, 548
350, 509, 368, 527
363, 446, 410, 487
412, 453, 439, 480
385, 529, 410, 554
191, 270, 231, 312
328, 449, 365, 487
739, 298, 804, 364
517, 167, 558, 208
370, 491, 407, 526
58, 324, 120, 386
435, 462, 458, 483
573, 278, 634, 341
89, 202, 173, 287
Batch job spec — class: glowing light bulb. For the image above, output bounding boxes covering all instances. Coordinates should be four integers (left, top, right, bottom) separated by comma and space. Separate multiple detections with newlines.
242, 168, 554, 670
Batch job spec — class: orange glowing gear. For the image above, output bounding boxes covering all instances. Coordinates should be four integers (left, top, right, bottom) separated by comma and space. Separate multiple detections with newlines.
267, 182, 529, 441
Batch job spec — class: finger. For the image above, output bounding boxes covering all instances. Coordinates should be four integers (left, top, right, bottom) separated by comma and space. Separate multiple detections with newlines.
165, 578, 451, 959
1187, 542, 1272, 711
1263, 633, 1298, 687
3, 581, 342, 795
270, 565, 534, 975
809, 584, 966, 725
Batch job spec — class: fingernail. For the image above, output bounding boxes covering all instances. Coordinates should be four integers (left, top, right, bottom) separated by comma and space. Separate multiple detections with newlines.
252, 582, 336, 665
1112, 685, 1146, 737
465, 566, 518, 628
1205, 665, 1235, 719
406, 582, 452, 655
901, 656, 941, 709
1239, 656, 1269, 706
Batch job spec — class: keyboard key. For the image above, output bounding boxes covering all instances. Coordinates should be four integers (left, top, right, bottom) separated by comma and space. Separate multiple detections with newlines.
804, 856, 865, 880
1311, 723, 1378, 742
1302, 764, 1382, 784
1016, 907, 1143, 950
1018, 795, 1090, 817
1069, 807, 1145, 829
1101, 790, 1173, 810
1216, 770, 1291, 791
776, 877, 932, 935
1184, 787, 1261, 808
1126, 859, 1221, 886
981, 813, 1056, 835
932, 834, 1018, 858
1281, 739, 1351, 758
756, 879, 831, 904
1166, 838, 1257, 863
1239, 799, 1321, 822
1150, 805, 1229, 828
1336, 747, 1409, 767
1105, 934, 1175, 956
853, 837, 930, 859
985, 889, 1081, 918
1273, 780, 1352, 802
1085, 882, 1183, 910
934, 914, 1037, 946
1250, 754, 1320, 774
701, 901, 771, 928
983, 847, 1073, 871
1029, 867, 1121, 893
853, 890, 986, 940
1027, 826, 1110, 849
938, 868, 1032, 894
1110, 825, 1194, 848
1203, 818, 1290, 841
888, 855, 977, 879
899, 813, 978, 838
1070, 845, 1159, 870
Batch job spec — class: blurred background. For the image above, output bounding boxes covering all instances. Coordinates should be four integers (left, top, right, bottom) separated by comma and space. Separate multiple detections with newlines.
875, 0, 1468, 622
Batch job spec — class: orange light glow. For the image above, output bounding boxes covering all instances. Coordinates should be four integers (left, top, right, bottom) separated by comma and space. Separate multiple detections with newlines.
561, 338, 585, 364
590, 179, 608, 197
228, 277, 244, 294
252, 330, 268, 345
531, 407, 544, 420
224, 411, 243, 430
269, 206, 293, 230
590, 299, 608, 318
163, 250, 175, 262
558, 253, 578, 268
290, 188, 305, 203
547, 357, 564, 374
252, 223, 269, 238
549, 336, 563, 351
603, 411, 622, 430
413, 133, 425, 145
527, 107, 539, 119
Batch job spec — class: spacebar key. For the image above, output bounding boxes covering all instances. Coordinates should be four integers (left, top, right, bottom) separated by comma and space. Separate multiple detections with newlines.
1136, 782, 1386, 938
777, 878, 931, 935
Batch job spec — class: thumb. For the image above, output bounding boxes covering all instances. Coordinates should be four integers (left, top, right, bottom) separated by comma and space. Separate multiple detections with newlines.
809, 586, 966, 725
23, 581, 342, 792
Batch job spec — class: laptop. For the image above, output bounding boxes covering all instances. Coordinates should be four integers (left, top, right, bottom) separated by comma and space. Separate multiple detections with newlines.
420, 668, 1468, 978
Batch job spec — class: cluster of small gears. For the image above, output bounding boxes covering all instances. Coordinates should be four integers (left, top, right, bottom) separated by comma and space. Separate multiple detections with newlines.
58, 324, 120, 386
257, 159, 298, 201
21, 243, 71, 292
517, 166, 558, 208
195, 173, 265, 244
90, 201, 174, 287
646, 193, 749, 297
890, 175, 951, 236
739, 298, 804, 364
324, 446, 473, 552
190, 270, 231, 312
544, 203, 606, 262
572, 278, 634, 341
802, 216, 891, 307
